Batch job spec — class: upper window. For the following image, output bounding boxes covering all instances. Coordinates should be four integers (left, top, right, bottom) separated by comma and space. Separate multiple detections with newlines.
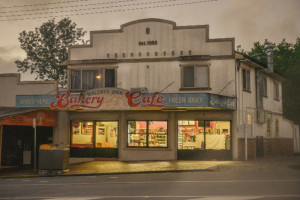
181, 65, 209, 89
128, 121, 168, 148
242, 69, 250, 91
274, 81, 279, 100
262, 77, 267, 97
70, 68, 115, 90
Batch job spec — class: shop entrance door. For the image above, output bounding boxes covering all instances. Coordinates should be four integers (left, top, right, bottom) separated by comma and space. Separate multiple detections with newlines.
94, 121, 118, 158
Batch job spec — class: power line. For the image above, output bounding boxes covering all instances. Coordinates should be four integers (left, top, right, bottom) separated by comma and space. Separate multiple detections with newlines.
0, 0, 184, 18
0, 0, 90, 9
0, 0, 218, 22
0, 0, 142, 14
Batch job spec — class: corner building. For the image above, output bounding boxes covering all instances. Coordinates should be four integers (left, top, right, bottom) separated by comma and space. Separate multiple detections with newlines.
51, 19, 298, 161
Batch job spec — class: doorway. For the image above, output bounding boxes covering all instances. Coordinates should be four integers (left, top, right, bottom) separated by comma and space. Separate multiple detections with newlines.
1, 126, 53, 166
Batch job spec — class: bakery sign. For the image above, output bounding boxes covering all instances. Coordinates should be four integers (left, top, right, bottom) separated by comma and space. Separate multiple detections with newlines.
16, 88, 236, 110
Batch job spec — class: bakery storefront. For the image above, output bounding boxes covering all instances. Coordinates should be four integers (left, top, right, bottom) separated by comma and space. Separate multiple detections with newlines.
17, 88, 236, 161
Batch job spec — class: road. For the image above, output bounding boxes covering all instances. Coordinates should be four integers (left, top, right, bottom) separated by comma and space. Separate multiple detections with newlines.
0, 168, 300, 200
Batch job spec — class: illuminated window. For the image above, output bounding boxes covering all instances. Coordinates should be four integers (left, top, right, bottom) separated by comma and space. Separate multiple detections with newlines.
71, 121, 94, 148
95, 121, 118, 148
178, 121, 231, 150
70, 69, 115, 90
128, 121, 168, 148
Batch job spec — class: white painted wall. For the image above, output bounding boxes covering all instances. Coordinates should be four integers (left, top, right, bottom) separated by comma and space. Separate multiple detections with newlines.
69, 20, 233, 61
0, 74, 57, 107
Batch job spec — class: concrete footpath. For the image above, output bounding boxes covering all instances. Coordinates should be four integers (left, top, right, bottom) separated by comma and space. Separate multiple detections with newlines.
0, 155, 299, 179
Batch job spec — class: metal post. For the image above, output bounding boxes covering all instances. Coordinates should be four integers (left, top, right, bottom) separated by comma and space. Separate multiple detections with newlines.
244, 124, 247, 161
33, 119, 37, 173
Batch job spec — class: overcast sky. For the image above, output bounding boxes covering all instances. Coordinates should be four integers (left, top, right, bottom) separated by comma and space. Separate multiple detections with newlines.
0, 0, 299, 80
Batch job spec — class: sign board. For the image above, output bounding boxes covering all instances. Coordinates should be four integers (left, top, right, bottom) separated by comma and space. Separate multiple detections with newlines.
0, 111, 57, 127
16, 88, 236, 110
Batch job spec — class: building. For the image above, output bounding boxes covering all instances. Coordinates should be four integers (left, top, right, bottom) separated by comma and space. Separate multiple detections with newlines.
0, 73, 57, 168
1, 19, 299, 167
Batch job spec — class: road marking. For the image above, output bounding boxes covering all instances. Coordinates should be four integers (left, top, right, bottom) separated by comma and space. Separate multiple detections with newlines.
108, 176, 119, 179
0, 195, 300, 200
0, 179, 299, 187
20, 180, 30, 182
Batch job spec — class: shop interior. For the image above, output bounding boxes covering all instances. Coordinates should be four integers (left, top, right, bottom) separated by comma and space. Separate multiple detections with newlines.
178, 120, 230, 150
71, 121, 118, 148
128, 121, 168, 147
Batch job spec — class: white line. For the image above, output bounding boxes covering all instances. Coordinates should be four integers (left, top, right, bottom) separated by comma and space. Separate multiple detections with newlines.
0, 195, 300, 199
0, 179, 299, 187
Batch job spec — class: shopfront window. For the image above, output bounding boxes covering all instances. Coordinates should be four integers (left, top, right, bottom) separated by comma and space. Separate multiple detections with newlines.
95, 121, 118, 148
205, 121, 230, 150
71, 121, 94, 148
178, 120, 230, 150
128, 121, 168, 148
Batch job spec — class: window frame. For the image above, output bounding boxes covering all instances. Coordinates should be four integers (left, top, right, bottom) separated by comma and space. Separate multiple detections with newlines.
274, 81, 280, 101
262, 76, 268, 97
242, 68, 251, 92
180, 64, 211, 91
69, 67, 117, 91
71, 120, 94, 148
127, 120, 168, 148
177, 120, 232, 151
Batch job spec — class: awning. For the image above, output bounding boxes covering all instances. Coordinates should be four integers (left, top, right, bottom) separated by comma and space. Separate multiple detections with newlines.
0, 108, 57, 127
0, 107, 38, 119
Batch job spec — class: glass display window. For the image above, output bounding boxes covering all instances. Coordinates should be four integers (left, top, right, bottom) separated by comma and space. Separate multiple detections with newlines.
178, 120, 204, 150
95, 121, 118, 148
205, 121, 230, 150
128, 121, 168, 148
178, 120, 231, 150
71, 121, 94, 148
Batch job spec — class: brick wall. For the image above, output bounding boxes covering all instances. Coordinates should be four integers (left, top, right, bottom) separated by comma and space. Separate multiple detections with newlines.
238, 138, 294, 160
264, 138, 294, 156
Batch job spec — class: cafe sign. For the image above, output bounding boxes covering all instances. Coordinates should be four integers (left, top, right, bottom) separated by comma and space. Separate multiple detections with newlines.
16, 88, 236, 110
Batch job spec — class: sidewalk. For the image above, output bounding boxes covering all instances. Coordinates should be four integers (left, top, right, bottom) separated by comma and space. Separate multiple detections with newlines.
0, 156, 299, 179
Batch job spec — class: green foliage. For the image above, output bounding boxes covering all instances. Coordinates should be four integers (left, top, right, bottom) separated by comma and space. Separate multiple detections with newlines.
243, 38, 300, 124
15, 18, 86, 87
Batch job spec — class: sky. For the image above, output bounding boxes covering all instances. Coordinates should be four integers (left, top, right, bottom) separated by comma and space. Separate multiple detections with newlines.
0, 0, 299, 81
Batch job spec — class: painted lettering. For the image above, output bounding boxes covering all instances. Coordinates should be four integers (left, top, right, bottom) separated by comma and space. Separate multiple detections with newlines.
50, 91, 104, 110
125, 91, 166, 108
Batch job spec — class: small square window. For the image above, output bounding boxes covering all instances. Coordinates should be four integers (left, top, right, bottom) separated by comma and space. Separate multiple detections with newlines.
182, 66, 209, 89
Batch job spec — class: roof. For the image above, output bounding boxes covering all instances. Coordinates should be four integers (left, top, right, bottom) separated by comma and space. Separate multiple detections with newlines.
0, 107, 39, 120
235, 51, 285, 80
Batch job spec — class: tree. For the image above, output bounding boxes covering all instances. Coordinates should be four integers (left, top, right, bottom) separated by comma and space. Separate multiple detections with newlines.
15, 18, 86, 87
239, 38, 300, 124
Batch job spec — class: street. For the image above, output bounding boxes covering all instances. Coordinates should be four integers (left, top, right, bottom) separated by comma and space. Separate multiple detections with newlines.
0, 166, 300, 200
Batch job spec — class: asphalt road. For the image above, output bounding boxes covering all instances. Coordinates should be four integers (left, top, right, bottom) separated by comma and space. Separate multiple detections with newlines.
0, 168, 300, 200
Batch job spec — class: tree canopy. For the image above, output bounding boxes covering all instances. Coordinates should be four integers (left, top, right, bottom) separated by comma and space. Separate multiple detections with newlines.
15, 18, 86, 87
239, 38, 300, 124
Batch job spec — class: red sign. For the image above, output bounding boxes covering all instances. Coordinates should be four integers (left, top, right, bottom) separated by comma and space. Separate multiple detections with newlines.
0, 111, 57, 127
50, 91, 104, 109
125, 91, 166, 108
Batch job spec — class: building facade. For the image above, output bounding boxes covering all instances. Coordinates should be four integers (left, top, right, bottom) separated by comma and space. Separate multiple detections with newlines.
1, 19, 299, 167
